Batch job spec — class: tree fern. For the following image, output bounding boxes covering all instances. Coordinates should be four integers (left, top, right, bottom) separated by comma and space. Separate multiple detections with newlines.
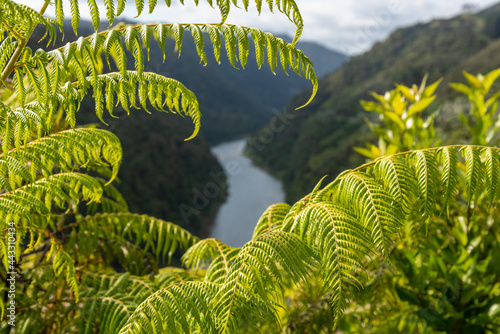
122, 145, 500, 332
2, 0, 499, 333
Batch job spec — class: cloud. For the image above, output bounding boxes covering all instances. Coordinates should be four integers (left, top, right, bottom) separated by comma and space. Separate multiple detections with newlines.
17, 0, 500, 54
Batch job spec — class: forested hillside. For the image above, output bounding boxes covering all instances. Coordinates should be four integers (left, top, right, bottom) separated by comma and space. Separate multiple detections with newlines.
249, 3, 500, 203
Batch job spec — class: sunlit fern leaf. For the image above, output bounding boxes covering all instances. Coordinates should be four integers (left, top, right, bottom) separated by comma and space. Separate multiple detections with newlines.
411, 150, 440, 219
17, 24, 318, 116
482, 147, 500, 207
252, 203, 291, 238
0, 37, 17, 80
1, 128, 122, 183
460, 146, 485, 204
249, 28, 265, 69
119, 281, 219, 334
374, 156, 417, 216
0, 0, 58, 42
7, 23, 317, 133
182, 238, 235, 270
76, 213, 199, 262
68, 0, 81, 34
155, 267, 205, 288
283, 202, 370, 327
0, 172, 102, 225
86, 178, 129, 214
78, 271, 156, 334
336, 171, 399, 258
17, 69, 202, 139
52, 243, 80, 302
182, 238, 239, 284
437, 146, 459, 211
213, 230, 317, 333
104, 0, 116, 27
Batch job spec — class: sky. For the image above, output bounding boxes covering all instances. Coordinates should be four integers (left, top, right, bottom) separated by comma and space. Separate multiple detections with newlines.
17, 0, 500, 54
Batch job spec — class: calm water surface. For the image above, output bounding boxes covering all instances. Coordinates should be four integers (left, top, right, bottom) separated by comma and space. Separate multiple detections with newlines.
209, 138, 285, 247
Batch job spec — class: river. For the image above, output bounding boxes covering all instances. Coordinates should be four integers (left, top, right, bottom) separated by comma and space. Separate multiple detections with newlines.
209, 138, 285, 248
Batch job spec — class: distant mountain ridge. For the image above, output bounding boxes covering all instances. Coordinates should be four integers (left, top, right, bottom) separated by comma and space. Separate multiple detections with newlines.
248, 2, 500, 203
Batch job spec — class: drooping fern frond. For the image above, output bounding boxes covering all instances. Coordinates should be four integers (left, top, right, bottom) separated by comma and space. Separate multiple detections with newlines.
212, 231, 317, 333
437, 146, 459, 210
77, 271, 157, 334
482, 146, 500, 207
282, 202, 370, 327
119, 281, 219, 334
0, 172, 102, 224
73, 213, 200, 263
0, 0, 57, 42
252, 203, 291, 238
16, 23, 317, 120
411, 149, 440, 219
460, 145, 485, 204
17, 0, 304, 44
51, 243, 80, 302
182, 238, 238, 284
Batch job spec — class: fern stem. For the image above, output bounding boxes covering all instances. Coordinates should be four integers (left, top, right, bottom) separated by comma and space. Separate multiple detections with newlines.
0, 1, 51, 83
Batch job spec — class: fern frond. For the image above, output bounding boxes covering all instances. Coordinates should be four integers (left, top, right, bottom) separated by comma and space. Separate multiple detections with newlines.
283, 203, 370, 327
213, 231, 316, 333
252, 203, 291, 238
0, 172, 102, 224
0, 37, 17, 79
0, 128, 122, 183
52, 243, 80, 302
74, 213, 199, 262
482, 147, 500, 207
336, 172, 399, 257
119, 281, 219, 334
374, 156, 417, 216
182, 238, 238, 284
0, 0, 57, 42
411, 150, 440, 219
78, 271, 156, 333
20, 24, 317, 118
437, 146, 459, 210
460, 146, 485, 204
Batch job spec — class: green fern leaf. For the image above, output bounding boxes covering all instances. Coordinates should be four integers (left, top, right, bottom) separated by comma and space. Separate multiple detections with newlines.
119, 281, 219, 334
213, 231, 316, 333
460, 146, 485, 204
69, 0, 81, 34
52, 244, 80, 302
411, 150, 440, 219
252, 203, 291, 238
76, 213, 199, 262
482, 147, 500, 207
337, 172, 399, 257
437, 146, 459, 211
374, 156, 417, 215
182, 238, 238, 284
284, 202, 370, 327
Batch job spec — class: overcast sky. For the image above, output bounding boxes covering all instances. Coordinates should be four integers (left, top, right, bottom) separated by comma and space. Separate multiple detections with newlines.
18, 0, 500, 54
